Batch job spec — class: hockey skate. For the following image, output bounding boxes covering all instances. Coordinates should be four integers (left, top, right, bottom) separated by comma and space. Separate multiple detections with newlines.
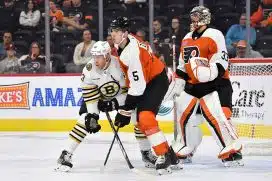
173, 145, 195, 164
176, 152, 193, 164
141, 150, 157, 168
55, 150, 73, 172
221, 151, 244, 167
155, 147, 183, 175
218, 142, 244, 167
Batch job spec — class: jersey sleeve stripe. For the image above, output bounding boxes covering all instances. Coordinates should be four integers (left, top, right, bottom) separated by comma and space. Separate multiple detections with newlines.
81, 85, 98, 91
84, 96, 100, 104
82, 90, 100, 99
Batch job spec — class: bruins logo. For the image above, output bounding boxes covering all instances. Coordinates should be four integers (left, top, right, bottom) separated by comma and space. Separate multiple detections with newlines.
99, 81, 120, 99
86, 63, 92, 71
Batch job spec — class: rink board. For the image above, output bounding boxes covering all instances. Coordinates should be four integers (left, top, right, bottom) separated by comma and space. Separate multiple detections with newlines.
0, 71, 271, 135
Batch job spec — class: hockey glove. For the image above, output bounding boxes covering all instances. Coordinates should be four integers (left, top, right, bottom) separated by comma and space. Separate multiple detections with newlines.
114, 106, 132, 128
85, 113, 101, 133
97, 98, 119, 112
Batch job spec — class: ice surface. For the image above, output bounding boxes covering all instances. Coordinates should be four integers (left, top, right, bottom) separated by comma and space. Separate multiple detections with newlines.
0, 132, 271, 181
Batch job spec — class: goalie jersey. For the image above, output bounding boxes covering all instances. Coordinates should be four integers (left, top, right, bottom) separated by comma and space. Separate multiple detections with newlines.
176, 27, 231, 97
81, 55, 128, 114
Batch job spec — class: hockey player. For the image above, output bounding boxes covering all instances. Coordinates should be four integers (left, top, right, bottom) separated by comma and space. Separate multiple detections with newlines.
55, 41, 157, 172
171, 6, 243, 167
109, 17, 182, 174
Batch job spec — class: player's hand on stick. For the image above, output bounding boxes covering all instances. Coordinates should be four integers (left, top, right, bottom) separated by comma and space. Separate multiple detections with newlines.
114, 106, 131, 128
85, 113, 101, 133
98, 98, 119, 112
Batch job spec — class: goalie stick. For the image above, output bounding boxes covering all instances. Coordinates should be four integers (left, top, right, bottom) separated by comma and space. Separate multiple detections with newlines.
172, 35, 178, 140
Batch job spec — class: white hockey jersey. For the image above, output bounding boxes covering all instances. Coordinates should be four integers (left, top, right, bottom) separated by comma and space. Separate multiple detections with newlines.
81, 55, 127, 114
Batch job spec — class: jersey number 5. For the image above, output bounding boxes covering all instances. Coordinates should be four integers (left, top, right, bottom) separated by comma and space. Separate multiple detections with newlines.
132, 71, 139, 81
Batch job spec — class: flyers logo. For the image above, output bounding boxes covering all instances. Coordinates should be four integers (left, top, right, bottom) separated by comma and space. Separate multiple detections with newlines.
183, 46, 200, 63
0, 82, 30, 109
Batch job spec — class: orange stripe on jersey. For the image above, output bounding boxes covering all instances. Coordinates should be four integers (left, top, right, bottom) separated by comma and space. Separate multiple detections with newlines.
118, 34, 165, 87
200, 98, 226, 147
137, 40, 165, 83
222, 107, 232, 120
179, 98, 198, 145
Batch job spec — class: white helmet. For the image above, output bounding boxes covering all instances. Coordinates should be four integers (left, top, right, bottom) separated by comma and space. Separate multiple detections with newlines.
190, 6, 211, 31
91, 41, 111, 57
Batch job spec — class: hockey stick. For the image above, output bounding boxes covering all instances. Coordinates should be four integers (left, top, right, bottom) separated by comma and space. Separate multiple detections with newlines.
102, 125, 120, 168
105, 111, 134, 169
172, 35, 178, 140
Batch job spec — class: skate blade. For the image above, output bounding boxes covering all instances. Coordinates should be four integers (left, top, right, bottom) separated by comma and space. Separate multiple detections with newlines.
223, 160, 244, 167
157, 167, 172, 175
171, 162, 183, 170
54, 164, 72, 172
179, 157, 192, 164
144, 162, 155, 168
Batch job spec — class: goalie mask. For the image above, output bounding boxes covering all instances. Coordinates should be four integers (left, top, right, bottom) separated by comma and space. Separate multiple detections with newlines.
190, 6, 211, 32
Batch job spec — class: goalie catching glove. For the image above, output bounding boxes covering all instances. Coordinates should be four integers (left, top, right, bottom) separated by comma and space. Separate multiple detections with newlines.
187, 57, 218, 83
84, 113, 101, 133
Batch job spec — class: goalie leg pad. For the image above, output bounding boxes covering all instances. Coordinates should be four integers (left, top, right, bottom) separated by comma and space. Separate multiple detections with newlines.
200, 91, 240, 151
176, 91, 198, 147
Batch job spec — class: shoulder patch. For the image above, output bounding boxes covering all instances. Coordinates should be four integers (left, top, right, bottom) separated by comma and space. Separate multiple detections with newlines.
86, 63, 92, 71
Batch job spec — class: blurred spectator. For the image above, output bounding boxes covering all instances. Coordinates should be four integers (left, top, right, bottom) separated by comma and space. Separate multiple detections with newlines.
0, 32, 13, 60
106, 35, 118, 57
62, 0, 92, 31
2, 0, 19, 32
73, 29, 96, 66
153, 18, 167, 44
235, 40, 263, 58
19, 0, 41, 30
169, 17, 185, 46
169, 16, 185, 60
136, 29, 147, 42
0, 43, 20, 74
226, 13, 256, 58
251, 1, 272, 28
4, 0, 15, 9
49, 0, 65, 32
49, 0, 87, 32
19, 42, 46, 73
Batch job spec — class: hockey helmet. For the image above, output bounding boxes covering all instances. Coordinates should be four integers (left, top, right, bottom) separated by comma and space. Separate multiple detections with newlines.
109, 16, 130, 32
91, 41, 111, 57
190, 6, 211, 31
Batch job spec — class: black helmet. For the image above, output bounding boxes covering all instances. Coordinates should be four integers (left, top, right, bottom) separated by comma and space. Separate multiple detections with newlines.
109, 16, 130, 32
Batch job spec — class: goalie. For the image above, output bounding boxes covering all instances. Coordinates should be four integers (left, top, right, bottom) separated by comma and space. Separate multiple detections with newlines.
170, 6, 243, 167
55, 41, 157, 172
